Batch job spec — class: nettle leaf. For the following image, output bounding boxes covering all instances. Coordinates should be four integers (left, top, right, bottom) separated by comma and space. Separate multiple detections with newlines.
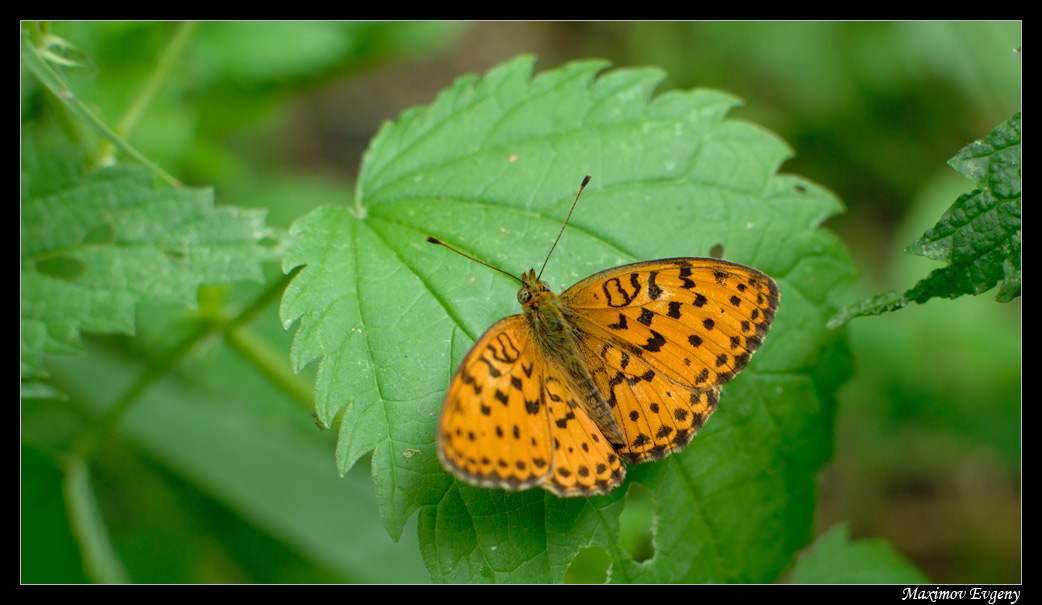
906, 111, 1021, 303
281, 57, 854, 583
788, 523, 927, 584
21, 146, 276, 379
830, 111, 1021, 327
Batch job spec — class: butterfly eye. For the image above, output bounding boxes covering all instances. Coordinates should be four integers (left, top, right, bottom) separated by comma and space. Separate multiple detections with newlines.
517, 288, 531, 304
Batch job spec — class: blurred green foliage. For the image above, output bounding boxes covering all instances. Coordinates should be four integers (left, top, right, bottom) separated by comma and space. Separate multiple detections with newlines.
21, 21, 1020, 583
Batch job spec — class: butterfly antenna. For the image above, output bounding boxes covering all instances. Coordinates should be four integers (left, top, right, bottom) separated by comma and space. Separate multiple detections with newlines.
425, 236, 522, 284
538, 175, 591, 280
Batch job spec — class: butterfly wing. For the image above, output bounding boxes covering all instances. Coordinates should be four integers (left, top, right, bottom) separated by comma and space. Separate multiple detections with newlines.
438, 257, 777, 493
561, 258, 779, 464
438, 314, 627, 496
435, 312, 621, 495
537, 357, 626, 496
438, 315, 552, 491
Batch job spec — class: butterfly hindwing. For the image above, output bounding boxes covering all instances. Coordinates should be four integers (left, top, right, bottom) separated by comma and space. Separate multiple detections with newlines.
570, 330, 722, 464
537, 359, 627, 496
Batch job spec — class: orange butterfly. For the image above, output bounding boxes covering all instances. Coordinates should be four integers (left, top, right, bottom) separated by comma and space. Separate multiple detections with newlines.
429, 176, 779, 497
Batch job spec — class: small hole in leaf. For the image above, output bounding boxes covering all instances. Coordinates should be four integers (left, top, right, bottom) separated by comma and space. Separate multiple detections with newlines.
35, 255, 86, 281
708, 243, 725, 259
82, 222, 114, 245
564, 546, 609, 584
793, 183, 807, 193
259, 235, 280, 249
620, 482, 655, 563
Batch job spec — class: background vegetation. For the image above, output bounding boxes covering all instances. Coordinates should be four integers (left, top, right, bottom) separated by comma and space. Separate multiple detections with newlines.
21, 21, 1020, 583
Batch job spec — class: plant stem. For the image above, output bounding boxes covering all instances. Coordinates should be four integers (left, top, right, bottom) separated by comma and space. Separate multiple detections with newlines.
107, 22, 200, 156
20, 27, 182, 188
69, 267, 306, 464
62, 458, 131, 583
223, 267, 315, 411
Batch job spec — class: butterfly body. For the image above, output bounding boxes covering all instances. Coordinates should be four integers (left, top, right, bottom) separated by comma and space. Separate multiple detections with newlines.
519, 268, 630, 454
437, 256, 779, 497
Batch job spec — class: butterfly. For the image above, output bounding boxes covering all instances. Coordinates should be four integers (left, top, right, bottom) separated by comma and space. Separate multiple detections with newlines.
429, 176, 779, 497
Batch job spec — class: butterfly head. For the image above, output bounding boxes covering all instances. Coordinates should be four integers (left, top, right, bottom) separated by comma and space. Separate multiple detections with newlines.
517, 269, 552, 307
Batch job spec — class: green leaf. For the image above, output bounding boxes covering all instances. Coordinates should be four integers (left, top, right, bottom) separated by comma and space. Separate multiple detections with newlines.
826, 290, 907, 329
194, 22, 355, 80
193, 21, 463, 82
42, 346, 428, 583
830, 111, 1021, 326
789, 523, 927, 583
20, 145, 277, 380
905, 111, 1021, 303
281, 56, 855, 582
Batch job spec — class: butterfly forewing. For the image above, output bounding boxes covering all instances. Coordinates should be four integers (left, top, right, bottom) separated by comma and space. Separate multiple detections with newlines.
438, 316, 555, 491
562, 258, 778, 387
560, 258, 779, 463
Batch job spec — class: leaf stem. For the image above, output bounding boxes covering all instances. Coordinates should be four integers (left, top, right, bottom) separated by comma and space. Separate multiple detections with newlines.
103, 22, 200, 162
20, 27, 182, 188
69, 267, 307, 463
222, 267, 315, 412
62, 458, 131, 583
61, 268, 305, 582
